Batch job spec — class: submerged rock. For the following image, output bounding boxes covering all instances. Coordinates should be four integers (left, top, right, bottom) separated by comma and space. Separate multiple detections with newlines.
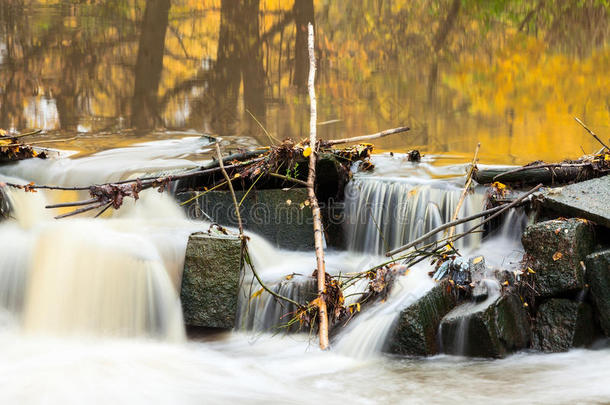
521, 218, 595, 296
532, 299, 595, 352
386, 280, 457, 356
440, 292, 531, 358
586, 250, 610, 336
180, 232, 242, 329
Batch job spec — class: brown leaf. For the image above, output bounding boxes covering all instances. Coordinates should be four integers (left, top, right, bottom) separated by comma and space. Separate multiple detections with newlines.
552, 251, 563, 261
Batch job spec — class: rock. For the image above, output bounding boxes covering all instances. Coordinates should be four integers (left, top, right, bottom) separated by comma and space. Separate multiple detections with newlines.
177, 188, 315, 250
386, 280, 457, 356
180, 232, 242, 329
521, 218, 595, 296
540, 175, 610, 229
440, 293, 531, 358
532, 299, 595, 352
586, 249, 610, 336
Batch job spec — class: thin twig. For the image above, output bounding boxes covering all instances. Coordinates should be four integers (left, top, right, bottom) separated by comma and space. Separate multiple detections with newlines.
447, 142, 480, 240
325, 126, 410, 146
54, 201, 107, 219
268, 172, 309, 186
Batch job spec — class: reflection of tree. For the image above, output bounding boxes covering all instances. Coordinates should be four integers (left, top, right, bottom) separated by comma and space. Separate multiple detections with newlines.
292, 0, 314, 91
207, 0, 266, 137
132, 0, 171, 130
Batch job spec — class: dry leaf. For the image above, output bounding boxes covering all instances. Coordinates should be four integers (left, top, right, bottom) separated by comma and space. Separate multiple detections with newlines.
472, 256, 483, 264
552, 251, 563, 261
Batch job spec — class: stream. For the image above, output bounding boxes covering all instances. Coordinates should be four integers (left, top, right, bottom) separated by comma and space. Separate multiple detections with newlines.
1, 1, 609, 403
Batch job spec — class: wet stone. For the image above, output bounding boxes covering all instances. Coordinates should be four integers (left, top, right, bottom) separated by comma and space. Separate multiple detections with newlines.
180, 232, 243, 329
386, 280, 457, 356
176, 188, 314, 250
532, 299, 595, 352
440, 293, 531, 358
540, 175, 610, 229
521, 218, 595, 296
585, 249, 610, 336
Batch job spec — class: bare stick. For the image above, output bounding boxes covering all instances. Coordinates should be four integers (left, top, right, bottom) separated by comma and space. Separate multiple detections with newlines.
325, 126, 410, 147
45, 198, 98, 209
268, 172, 309, 186
574, 117, 609, 152
447, 143, 480, 240
54, 201, 107, 219
306, 23, 329, 350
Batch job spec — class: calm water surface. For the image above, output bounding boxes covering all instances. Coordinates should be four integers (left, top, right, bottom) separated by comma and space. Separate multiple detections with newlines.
0, 0, 608, 163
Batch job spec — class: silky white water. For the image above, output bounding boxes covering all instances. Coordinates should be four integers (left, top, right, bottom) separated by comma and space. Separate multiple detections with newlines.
0, 145, 607, 404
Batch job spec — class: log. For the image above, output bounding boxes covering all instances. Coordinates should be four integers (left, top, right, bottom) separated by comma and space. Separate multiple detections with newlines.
473, 164, 597, 185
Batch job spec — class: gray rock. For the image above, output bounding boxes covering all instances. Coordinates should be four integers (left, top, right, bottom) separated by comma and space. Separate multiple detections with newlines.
440, 293, 531, 358
586, 249, 610, 336
540, 175, 610, 228
532, 299, 595, 352
177, 188, 315, 251
386, 280, 457, 356
180, 232, 242, 329
521, 218, 595, 296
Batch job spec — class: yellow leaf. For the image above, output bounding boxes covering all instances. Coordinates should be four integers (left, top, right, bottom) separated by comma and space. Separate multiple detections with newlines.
250, 288, 264, 301
309, 297, 323, 308
527, 267, 536, 274
356, 302, 361, 312
233, 173, 240, 178
523, 302, 529, 308
491, 181, 506, 190
472, 256, 483, 264
303, 147, 312, 157
285, 274, 294, 280
552, 251, 563, 261
502, 280, 509, 286
286, 199, 292, 205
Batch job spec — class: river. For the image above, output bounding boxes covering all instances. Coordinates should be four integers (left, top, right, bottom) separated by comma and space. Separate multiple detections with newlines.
0, 1, 609, 404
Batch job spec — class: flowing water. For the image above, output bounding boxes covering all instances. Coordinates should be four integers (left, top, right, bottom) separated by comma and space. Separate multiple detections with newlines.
1, 0, 609, 403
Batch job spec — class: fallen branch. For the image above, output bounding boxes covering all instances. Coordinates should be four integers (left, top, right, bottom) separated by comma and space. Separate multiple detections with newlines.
447, 142, 480, 240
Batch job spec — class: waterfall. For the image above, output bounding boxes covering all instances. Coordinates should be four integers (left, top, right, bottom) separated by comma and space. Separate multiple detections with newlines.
0, 179, 193, 340
343, 177, 486, 255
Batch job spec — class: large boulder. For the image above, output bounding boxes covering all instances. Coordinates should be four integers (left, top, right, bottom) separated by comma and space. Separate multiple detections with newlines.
532, 299, 595, 352
180, 232, 242, 329
386, 280, 457, 356
440, 293, 531, 358
521, 218, 595, 296
586, 250, 610, 336
177, 188, 315, 250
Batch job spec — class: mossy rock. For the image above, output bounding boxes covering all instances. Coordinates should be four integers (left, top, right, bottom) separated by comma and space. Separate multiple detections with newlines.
532, 299, 595, 352
180, 232, 243, 329
521, 218, 595, 296
386, 280, 457, 356
586, 249, 610, 336
440, 293, 531, 358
